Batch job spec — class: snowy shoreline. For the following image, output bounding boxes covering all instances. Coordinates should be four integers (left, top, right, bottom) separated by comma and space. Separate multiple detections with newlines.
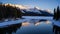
53, 20, 60, 27
0, 16, 60, 28
0, 19, 26, 28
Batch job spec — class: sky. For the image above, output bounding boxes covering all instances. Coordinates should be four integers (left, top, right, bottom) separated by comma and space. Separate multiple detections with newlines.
0, 0, 60, 13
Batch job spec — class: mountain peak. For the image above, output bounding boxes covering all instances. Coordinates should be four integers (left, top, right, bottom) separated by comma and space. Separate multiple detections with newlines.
34, 6, 41, 10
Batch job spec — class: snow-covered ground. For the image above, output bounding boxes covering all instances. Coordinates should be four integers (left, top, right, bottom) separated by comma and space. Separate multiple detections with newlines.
53, 20, 60, 27
0, 19, 25, 28
22, 16, 53, 20
0, 16, 60, 28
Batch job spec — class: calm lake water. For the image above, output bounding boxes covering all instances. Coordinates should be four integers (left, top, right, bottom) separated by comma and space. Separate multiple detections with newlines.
0, 16, 59, 34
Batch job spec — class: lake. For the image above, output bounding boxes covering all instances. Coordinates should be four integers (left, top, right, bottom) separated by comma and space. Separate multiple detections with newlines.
0, 16, 59, 34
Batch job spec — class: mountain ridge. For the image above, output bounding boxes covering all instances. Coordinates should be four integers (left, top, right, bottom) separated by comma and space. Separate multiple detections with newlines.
4, 3, 53, 16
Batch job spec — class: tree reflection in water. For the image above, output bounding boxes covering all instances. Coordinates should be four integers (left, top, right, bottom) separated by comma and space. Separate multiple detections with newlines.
53, 25, 60, 34
0, 23, 22, 34
0, 19, 52, 34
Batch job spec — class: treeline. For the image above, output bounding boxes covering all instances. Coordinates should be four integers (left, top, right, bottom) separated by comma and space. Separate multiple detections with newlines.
53, 6, 60, 20
0, 4, 22, 20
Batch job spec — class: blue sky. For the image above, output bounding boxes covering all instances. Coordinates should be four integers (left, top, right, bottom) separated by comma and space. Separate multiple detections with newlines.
0, 0, 60, 13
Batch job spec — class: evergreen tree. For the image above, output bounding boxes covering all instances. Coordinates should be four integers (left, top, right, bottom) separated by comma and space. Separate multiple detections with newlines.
54, 6, 60, 20
56, 6, 59, 20
53, 8, 56, 19
0, 4, 22, 21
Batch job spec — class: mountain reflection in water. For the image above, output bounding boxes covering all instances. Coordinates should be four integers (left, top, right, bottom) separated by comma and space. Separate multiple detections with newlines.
0, 19, 53, 34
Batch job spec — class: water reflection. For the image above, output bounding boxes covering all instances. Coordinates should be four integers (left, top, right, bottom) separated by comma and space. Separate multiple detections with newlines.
0, 19, 52, 34
20, 19, 52, 34
22, 22, 30, 26
22, 19, 51, 26
39, 19, 47, 22
53, 25, 60, 34
45, 20, 51, 24
0, 23, 22, 34
34, 22, 41, 26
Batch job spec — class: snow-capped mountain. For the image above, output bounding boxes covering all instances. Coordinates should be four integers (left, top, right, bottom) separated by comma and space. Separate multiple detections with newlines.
21, 6, 53, 16
24, 7, 41, 14
4, 3, 30, 9
4, 3, 53, 16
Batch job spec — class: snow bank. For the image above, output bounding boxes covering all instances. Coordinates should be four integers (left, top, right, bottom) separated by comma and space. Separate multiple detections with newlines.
53, 20, 60, 27
0, 19, 26, 28
22, 16, 53, 20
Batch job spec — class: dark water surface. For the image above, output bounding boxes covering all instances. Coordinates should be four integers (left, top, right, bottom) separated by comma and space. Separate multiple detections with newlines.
0, 18, 59, 34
